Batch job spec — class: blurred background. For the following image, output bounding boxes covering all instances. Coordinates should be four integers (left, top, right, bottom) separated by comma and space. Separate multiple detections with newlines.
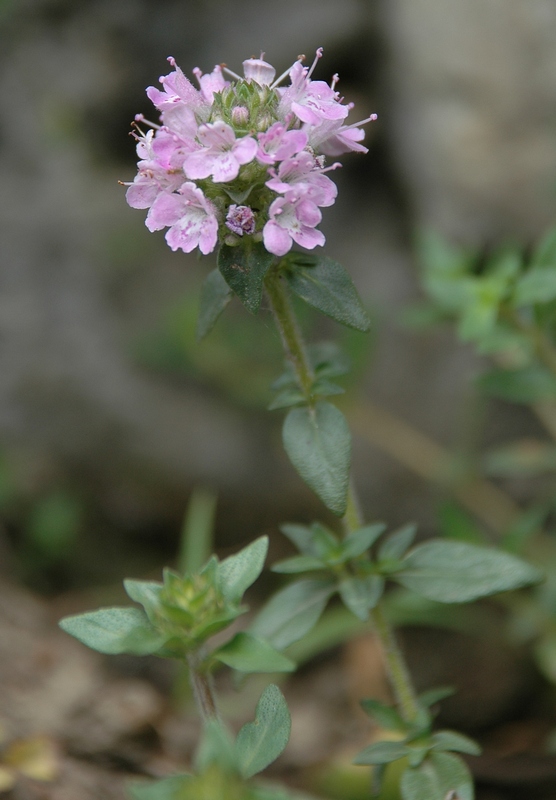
2, 1, 556, 798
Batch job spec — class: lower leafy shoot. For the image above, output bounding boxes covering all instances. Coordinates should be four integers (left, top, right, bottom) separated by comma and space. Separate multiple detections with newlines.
128, 686, 296, 800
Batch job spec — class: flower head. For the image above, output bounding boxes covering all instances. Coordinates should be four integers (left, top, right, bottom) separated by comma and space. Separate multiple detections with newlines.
124, 48, 375, 258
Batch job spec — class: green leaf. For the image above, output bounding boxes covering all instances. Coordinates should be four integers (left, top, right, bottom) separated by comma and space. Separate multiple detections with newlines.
432, 730, 481, 756
196, 269, 233, 341
217, 536, 268, 602
59, 607, 166, 655
271, 555, 326, 574
128, 775, 191, 800
478, 365, 556, 403
178, 487, 217, 575
284, 255, 370, 331
532, 227, 556, 268
514, 266, 556, 306
124, 580, 163, 623
250, 578, 335, 650
282, 401, 351, 516
360, 699, 407, 732
218, 241, 275, 314
401, 752, 474, 800
280, 523, 314, 555
417, 686, 455, 708
395, 540, 542, 603
235, 685, 291, 779
341, 523, 386, 560
310, 378, 345, 398
353, 740, 409, 765
195, 720, 238, 773
378, 524, 417, 562
213, 633, 295, 673
268, 388, 306, 411
338, 575, 384, 620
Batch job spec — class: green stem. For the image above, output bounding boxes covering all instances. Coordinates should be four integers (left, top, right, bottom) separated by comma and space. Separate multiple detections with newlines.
264, 265, 314, 398
187, 653, 218, 722
265, 263, 420, 724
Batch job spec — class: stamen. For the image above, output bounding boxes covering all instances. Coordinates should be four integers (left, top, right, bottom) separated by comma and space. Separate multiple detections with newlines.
134, 114, 161, 130
270, 55, 305, 90
192, 67, 203, 88
330, 73, 339, 90
223, 66, 242, 81
340, 113, 378, 132
319, 162, 342, 174
307, 47, 324, 79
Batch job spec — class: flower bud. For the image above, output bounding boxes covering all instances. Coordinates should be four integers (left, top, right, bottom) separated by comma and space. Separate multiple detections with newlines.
231, 105, 249, 127
226, 204, 256, 236
242, 57, 276, 86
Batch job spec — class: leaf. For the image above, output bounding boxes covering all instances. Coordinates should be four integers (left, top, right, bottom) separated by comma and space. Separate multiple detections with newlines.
196, 269, 233, 341
353, 740, 409, 765
514, 266, 556, 306
213, 633, 295, 673
178, 487, 217, 574
478, 365, 556, 403
395, 540, 542, 603
124, 580, 163, 622
341, 523, 386, 560
279, 523, 314, 555
282, 401, 351, 516
417, 686, 455, 708
250, 578, 334, 650
268, 388, 306, 411
431, 731, 481, 756
271, 555, 326, 574
128, 775, 192, 800
378, 524, 417, 562
401, 753, 474, 800
218, 241, 275, 314
217, 536, 268, 602
235, 685, 291, 779
360, 699, 407, 732
285, 255, 370, 331
338, 575, 384, 620
59, 607, 166, 655
195, 720, 238, 773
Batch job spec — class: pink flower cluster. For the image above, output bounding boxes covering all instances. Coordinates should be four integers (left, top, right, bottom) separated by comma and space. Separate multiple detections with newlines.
124, 49, 376, 257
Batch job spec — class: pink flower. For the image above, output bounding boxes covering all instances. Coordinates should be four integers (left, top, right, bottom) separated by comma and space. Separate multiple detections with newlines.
256, 122, 308, 165
279, 55, 349, 126
306, 115, 377, 156
265, 152, 338, 207
146, 57, 203, 113
263, 196, 325, 256
192, 64, 229, 103
124, 129, 184, 209
242, 56, 276, 86
145, 182, 218, 254
184, 121, 258, 183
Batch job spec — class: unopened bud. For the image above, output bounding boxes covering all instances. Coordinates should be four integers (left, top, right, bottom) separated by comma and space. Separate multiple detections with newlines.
231, 105, 249, 126
225, 204, 256, 236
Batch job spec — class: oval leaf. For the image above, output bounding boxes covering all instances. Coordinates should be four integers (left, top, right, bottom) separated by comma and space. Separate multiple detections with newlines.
196, 268, 232, 341
283, 401, 351, 516
59, 607, 165, 655
250, 578, 334, 650
285, 256, 370, 331
235, 685, 291, 778
396, 539, 542, 603
217, 536, 268, 602
213, 633, 295, 673
401, 753, 473, 800
339, 575, 384, 620
218, 241, 275, 314
353, 740, 409, 766
432, 730, 481, 756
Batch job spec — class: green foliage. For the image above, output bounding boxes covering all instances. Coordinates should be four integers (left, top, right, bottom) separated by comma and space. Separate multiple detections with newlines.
59, 607, 166, 656
400, 752, 473, 800
213, 633, 295, 673
178, 487, 217, 575
217, 536, 269, 602
218, 241, 275, 314
282, 401, 351, 515
235, 685, 291, 778
395, 539, 542, 603
196, 269, 233, 341
282, 254, 371, 332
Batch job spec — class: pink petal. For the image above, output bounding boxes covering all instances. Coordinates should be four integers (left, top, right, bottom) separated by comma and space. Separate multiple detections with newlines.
183, 151, 214, 180
232, 136, 258, 166
291, 225, 325, 250
263, 220, 292, 256
211, 152, 240, 183
145, 193, 184, 231
198, 217, 219, 254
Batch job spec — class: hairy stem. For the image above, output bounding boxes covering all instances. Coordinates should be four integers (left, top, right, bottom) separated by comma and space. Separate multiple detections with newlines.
265, 262, 419, 723
187, 653, 218, 722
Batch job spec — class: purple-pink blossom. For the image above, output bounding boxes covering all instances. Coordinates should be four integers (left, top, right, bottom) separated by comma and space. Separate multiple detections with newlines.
183, 121, 257, 183
263, 197, 325, 257
145, 182, 218, 254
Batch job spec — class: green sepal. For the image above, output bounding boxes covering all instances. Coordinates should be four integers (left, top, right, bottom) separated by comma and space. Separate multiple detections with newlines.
360, 699, 407, 733
250, 578, 335, 650
395, 539, 542, 603
431, 730, 481, 756
217, 536, 269, 603
235, 684, 291, 779
283, 255, 370, 331
218, 241, 275, 313
353, 740, 409, 766
400, 752, 474, 800
213, 632, 296, 673
282, 401, 351, 516
196, 268, 233, 341
338, 574, 384, 620
59, 607, 166, 655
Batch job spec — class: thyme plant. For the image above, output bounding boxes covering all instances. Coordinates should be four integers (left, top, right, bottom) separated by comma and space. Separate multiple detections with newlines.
60, 50, 542, 800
